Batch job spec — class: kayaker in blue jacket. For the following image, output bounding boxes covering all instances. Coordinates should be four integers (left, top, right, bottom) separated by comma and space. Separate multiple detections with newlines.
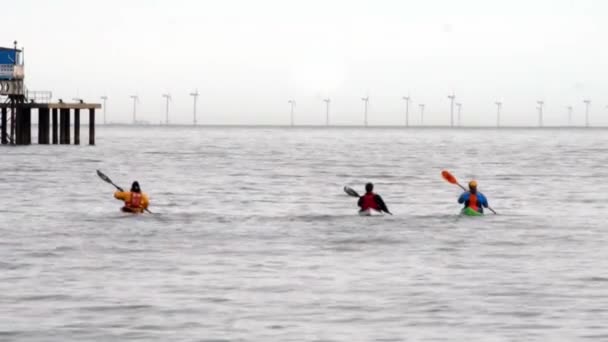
458, 180, 489, 213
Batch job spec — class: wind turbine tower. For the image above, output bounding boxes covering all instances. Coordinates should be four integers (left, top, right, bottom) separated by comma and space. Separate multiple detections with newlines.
537, 100, 544, 127
567, 106, 573, 126
162, 93, 171, 125
130, 95, 139, 125
402, 96, 411, 127
495, 101, 502, 127
448, 93, 456, 127
584, 99, 591, 127
100, 96, 108, 125
323, 98, 331, 126
419, 104, 425, 126
288, 100, 296, 126
190, 89, 199, 125
361, 96, 369, 127
456, 103, 462, 127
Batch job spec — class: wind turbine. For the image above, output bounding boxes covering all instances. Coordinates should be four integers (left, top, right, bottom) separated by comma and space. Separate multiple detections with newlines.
584, 99, 591, 128
100, 96, 108, 125
402, 95, 411, 127
448, 93, 456, 127
323, 98, 331, 126
361, 96, 369, 127
537, 100, 544, 127
190, 89, 199, 125
456, 102, 462, 127
288, 100, 296, 126
566, 106, 573, 126
495, 101, 502, 128
130, 95, 139, 124
419, 104, 425, 126
162, 93, 171, 125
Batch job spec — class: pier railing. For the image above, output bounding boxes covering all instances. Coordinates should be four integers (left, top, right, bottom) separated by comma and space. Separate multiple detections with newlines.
26, 90, 52, 103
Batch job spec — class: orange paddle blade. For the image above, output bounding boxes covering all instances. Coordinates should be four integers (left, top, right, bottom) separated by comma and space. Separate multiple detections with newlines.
441, 170, 458, 184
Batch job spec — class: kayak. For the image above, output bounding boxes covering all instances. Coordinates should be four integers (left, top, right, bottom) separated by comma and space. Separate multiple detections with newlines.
359, 208, 384, 216
121, 207, 144, 214
460, 207, 484, 217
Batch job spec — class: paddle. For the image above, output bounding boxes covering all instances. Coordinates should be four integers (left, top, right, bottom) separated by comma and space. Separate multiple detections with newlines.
97, 169, 124, 192
441, 170, 497, 215
441, 170, 467, 192
97, 170, 153, 214
343, 186, 360, 198
344, 186, 392, 215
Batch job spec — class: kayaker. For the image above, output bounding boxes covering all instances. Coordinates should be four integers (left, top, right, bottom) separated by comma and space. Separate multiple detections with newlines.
458, 180, 489, 214
114, 181, 150, 213
358, 183, 391, 214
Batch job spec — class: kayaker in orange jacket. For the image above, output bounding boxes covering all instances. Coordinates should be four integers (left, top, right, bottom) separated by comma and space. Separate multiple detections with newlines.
114, 181, 150, 213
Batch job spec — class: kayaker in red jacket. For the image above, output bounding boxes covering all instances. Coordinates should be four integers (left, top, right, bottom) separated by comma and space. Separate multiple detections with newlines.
357, 183, 391, 214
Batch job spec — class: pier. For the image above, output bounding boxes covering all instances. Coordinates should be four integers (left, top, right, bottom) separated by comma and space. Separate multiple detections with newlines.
0, 102, 101, 145
0, 41, 101, 146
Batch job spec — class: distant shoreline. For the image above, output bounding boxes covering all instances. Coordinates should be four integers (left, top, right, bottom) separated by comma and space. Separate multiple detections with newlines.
52, 124, 608, 130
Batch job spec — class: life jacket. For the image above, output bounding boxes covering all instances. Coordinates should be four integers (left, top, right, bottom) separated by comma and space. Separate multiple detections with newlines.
361, 193, 380, 211
468, 193, 479, 211
126, 192, 143, 211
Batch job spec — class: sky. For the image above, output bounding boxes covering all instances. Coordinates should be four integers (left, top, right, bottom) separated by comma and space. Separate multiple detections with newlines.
3, 0, 608, 126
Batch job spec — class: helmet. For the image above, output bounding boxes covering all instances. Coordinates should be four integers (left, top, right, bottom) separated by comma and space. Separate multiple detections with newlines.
131, 181, 141, 193
468, 180, 478, 188
365, 183, 374, 193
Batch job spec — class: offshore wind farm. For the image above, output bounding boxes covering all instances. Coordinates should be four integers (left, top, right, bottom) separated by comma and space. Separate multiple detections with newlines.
91, 92, 607, 128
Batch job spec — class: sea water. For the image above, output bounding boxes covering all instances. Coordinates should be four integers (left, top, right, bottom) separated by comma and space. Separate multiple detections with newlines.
1, 126, 607, 341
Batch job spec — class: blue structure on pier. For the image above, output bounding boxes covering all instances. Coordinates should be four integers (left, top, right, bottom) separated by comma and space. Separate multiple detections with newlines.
0, 44, 24, 81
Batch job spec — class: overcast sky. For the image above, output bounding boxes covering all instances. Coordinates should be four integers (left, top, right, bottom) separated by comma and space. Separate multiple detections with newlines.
4, 0, 608, 125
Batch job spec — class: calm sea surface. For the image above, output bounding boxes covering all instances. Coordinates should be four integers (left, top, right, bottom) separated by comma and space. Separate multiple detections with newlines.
1, 126, 608, 341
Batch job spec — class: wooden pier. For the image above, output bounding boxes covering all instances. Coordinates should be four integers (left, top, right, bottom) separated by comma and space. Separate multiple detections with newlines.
0, 102, 101, 145
0, 42, 102, 146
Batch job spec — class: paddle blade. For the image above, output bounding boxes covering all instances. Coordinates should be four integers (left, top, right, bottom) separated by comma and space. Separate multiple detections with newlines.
96, 169, 113, 184
97, 170, 124, 191
441, 170, 458, 184
343, 186, 360, 198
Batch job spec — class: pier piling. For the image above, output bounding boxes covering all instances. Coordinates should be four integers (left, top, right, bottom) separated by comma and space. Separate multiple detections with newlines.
14, 106, 31, 145
1, 107, 6, 144
24, 107, 31, 145
60, 108, 69, 144
52, 108, 58, 144
15, 106, 22, 145
38, 108, 50, 144
74, 108, 80, 145
89, 108, 95, 145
